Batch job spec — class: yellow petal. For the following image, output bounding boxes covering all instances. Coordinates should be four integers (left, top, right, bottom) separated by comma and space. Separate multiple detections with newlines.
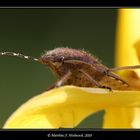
3, 86, 140, 128
115, 9, 140, 69
111, 9, 140, 129
115, 9, 140, 84
103, 108, 134, 128
132, 108, 140, 128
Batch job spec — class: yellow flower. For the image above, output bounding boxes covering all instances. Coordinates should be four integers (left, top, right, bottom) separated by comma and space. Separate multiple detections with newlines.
3, 9, 140, 129
115, 9, 140, 90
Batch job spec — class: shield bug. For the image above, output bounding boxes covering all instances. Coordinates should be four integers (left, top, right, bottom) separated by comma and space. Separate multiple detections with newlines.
0, 47, 140, 90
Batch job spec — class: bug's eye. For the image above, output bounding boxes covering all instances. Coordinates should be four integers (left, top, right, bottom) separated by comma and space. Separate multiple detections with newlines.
53, 56, 65, 62
60, 56, 65, 62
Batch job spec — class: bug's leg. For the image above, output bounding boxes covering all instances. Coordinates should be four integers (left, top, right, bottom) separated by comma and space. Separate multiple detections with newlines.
47, 71, 72, 90
104, 70, 129, 86
79, 69, 111, 90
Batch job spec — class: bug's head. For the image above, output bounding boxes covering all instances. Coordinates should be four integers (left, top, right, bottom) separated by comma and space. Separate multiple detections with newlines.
40, 48, 68, 68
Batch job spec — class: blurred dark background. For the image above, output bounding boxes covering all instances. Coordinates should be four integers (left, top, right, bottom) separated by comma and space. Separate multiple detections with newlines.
0, 9, 117, 128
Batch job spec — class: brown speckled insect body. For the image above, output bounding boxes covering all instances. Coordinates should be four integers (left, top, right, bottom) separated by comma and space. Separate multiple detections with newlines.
40, 48, 129, 90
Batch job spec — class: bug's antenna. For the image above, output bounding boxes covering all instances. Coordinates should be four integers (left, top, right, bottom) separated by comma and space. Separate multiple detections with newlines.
0, 52, 39, 62
110, 65, 140, 71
